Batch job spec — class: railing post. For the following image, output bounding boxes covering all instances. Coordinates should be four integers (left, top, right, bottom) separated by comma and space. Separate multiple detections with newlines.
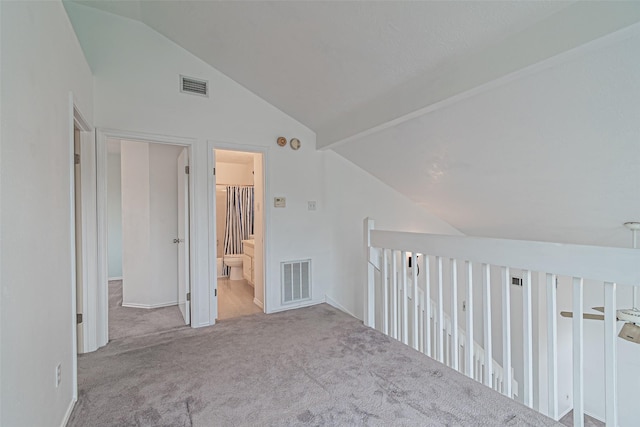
572, 277, 584, 427
522, 270, 533, 408
465, 261, 474, 378
546, 273, 558, 420
451, 259, 459, 371
402, 251, 409, 345
437, 256, 444, 363
364, 218, 375, 328
604, 281, 618, 427
424, 255, 432, 357
382, 249, 389, 335
501, 266, 512, 398
392, 250, 398, 339
482, 263, 493, 387
412, 253, 419, 350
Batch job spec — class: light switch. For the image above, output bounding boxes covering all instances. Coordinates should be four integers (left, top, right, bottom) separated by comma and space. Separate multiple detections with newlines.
274, 197, 286, 208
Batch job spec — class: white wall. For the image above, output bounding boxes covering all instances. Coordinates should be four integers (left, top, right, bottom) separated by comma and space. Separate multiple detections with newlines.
0, 1, 94, 426
323, 151, 461, 318
107, 152, 123, 278
121, 140, 182, 308
65, 3, 327, 320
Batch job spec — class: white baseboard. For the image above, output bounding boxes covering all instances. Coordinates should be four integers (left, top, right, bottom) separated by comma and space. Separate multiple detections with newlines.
267, 299, 321, 314
122, 301, 178, 309
108, 276, 123, 281
584, 409, 605, 423
60, 397, 76, 427
558, 406, 572, 420
253, 298, 264, 309
325, 294, 359, 319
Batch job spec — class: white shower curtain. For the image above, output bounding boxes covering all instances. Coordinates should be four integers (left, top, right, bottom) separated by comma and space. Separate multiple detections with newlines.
223, 186, 254, 276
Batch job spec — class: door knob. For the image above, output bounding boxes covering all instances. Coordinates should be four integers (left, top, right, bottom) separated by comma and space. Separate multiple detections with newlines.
173, 238, 183, 243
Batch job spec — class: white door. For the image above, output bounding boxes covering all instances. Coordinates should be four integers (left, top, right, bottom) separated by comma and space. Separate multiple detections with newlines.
177, 148, 190, 324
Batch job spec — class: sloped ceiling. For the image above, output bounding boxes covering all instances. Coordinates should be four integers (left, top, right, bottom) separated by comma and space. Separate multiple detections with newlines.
72, 0, 572, 136
66, 1, 640, 247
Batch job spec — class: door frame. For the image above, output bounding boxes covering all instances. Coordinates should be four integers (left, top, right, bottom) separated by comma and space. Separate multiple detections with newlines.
68, 93, 93, 403
207, 140, 270, 321
95, 129, 197, 343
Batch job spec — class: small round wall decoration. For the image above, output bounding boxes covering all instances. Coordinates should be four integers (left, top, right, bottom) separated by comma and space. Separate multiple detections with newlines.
277, 136, 287, 147
290, 138, 301, 150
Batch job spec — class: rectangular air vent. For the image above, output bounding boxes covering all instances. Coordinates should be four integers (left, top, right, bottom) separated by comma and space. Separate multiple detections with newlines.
281, 259, 311, 304
180, 75, 208, 97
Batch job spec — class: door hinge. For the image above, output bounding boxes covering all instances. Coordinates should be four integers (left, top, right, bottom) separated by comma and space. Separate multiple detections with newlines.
76, 313, 83, 324
74, 153, 80, 165
215, 289, 217, 297
213, 167, 216, 176
185, 165, 190, 175
186, 292, 191, 301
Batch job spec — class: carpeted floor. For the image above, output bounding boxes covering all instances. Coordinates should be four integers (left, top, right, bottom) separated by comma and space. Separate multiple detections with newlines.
69, 303, 558, 426
109, 280, 187, 340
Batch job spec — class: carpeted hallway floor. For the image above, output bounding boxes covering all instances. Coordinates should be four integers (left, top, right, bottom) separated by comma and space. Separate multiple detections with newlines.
109, 280, 187, 340
69, 304, 558, 426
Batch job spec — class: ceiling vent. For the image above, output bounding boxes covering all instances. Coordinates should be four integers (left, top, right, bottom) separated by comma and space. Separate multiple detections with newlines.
180, 75, 208, 97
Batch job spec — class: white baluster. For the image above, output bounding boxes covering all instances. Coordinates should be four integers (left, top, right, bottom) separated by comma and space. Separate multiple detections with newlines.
465, 261, 474, 379
522, 270, 533, 408
546, 273, 558, 420
572, 277, 584, 427
482, 263, 493, 387
412, 253, 419, 350
502, 266, 512, 397
364, 218, 375, 328
401, 251, 408, 345
437, 256, 444, 363
424, 256, 432, 357
604, 281, 618, 427
382, 249, 389, 335
392, 250, 398, 340
451, 259, 459, 371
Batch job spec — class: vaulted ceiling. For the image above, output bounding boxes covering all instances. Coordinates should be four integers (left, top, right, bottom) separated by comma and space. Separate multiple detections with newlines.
67, 1, 640, 247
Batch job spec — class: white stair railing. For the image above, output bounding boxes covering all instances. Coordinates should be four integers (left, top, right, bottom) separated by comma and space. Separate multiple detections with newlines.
363, 218, 640, 427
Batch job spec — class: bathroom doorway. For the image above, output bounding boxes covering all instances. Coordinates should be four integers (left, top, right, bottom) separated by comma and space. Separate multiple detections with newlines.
214, 149, 265, 320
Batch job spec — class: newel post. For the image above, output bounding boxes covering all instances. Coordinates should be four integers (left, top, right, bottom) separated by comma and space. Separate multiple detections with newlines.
364, 217, 375, 328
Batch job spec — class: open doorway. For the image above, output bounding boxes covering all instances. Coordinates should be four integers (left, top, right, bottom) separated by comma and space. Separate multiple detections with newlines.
106, 138, 191, 339
214, 149, 265, 320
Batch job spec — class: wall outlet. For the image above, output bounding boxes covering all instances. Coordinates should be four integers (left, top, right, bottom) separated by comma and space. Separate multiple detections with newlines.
55, 364, 61, 388
307, 201, 316, 211
511, 276, 523, 286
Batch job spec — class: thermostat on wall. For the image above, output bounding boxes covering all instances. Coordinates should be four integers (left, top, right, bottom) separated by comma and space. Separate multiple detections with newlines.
274, 197, 286, 208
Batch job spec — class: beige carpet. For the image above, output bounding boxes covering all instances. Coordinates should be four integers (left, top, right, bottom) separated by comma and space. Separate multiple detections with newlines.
69, 303, 558, 426
109, 280, 187, 340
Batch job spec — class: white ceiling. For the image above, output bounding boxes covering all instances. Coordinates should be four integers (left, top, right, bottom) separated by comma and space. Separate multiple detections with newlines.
67, 2, 640, 247
334, 27, 640, 247
73, 0, 572, 135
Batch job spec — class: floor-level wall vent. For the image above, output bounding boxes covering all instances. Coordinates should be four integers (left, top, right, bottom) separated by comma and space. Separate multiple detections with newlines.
281, 259, 311, 304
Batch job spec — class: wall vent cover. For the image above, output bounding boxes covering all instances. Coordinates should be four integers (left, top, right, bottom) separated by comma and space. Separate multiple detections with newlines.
180, 75, 208, 97
281, 259, 311, 304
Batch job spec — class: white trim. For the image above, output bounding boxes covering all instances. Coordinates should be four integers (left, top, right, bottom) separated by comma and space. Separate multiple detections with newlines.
558, 406, 572, 421
325, 295, 358, 319
207, 140, 270, 320
122, 301, 178, 309
253, 298, 264, 309
268, 299, 322, 314
60, 398, 76, 427
69, 93, 94, 404
108, 276, 123, 281
97, 129, 199, 338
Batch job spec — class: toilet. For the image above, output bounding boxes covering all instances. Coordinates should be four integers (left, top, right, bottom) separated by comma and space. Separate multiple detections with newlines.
223, 254, 244, 281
